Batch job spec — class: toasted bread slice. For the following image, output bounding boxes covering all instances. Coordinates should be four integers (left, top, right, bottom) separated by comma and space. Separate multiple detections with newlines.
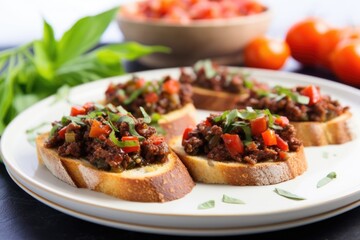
158, 103, 197, 142
291, 111, 352, 146
192, 86, 249, 111
36, 133, 195, 202
170, 137, 307, 186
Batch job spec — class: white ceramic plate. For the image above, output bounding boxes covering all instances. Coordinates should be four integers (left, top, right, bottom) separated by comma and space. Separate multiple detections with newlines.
7, 170, 360, 236
1, 68, 360, 236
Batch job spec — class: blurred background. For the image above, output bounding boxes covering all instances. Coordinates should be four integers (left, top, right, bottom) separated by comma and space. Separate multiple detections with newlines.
1, 0, 360, 49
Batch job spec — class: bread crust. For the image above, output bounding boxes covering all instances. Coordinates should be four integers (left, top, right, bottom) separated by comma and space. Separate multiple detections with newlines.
36, 134, 195, 202
192, 86, 249, 111
291, 111, 352, 146
170, 137, 307, 186
158, 103, 197, 142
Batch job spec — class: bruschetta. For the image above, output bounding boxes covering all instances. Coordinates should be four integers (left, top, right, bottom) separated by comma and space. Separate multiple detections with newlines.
104, 75, 196, 141
36, 103, 194, 202
238, 85, 352, 146
170, 108, 307, 185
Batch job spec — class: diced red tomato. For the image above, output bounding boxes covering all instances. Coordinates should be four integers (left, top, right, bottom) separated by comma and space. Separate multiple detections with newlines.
105, 83, 116, 95
279, 151, 289, 160
70, 106, 86, 116
121, 136, 139, 141
261, 129, 277, 146
275, 134, 289, 151
182, 127, 193, 145
135, 78, 145, 89
145, 92, 159, 103
149, 135, 165, 145
275, 116, 289, 127
58, 126, 67, 139
82, 102, 94, 112
203, 119, 212, 127
121, 136, 140, 153
250, 117, 267, 135
89, 120, 111, 138
301, 85, 321, 105
221, 133, 244, 156
163, 79, 180, 94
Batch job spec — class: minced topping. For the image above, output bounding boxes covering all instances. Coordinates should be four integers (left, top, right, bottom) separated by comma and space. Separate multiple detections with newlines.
182, 108, 302, 165
105, 75, 192, 117
239, 85, 349, 122
179, 59, 268, 94
45, 103, 169, 171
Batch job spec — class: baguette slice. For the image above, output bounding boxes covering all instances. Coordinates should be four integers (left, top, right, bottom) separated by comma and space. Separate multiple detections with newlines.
291, 111, 352, 146
170, 137, 307, 186
158, 103, 197, 142
36, 133, 195, 202
192, 86, 249, 111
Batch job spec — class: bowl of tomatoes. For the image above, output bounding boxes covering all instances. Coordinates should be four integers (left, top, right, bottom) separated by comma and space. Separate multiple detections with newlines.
117, 0, 271, 67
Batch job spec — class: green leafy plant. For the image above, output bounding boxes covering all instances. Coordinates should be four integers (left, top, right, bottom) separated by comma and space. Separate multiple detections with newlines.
0, 7, 169, 136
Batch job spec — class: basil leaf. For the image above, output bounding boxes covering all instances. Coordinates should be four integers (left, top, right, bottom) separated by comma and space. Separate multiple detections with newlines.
42, 19, 57, 62
197, 200, 215, 210
117, 115, 144, 140
296, 95, 310, 105
222, 194, 245, 204
109, 131, 139, 148
124, 88, 143, 105
274, 188, 306, 200
151, 113, 162, 123
56, 7, 118, 65
96, 42, 170, 60
317, 172, 337, 188
62, 116, 86, 126
140, 107, 151, 124
225, 109, 238, 127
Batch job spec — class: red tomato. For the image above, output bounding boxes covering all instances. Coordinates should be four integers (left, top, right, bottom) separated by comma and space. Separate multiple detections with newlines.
145, 92, 159, 103
121, 136, 140, 153
300, 85, 321, 105
221, 133, 244, 156
70, 106, 86, 116
331, 40, 360, 88
89, 120, 111, 138
274, 116, 289, 127
58, 126, 67, 139
182, 127, 193, 145
261, 129, 277, 146
163, 79, 180, 94
250, 117, 267, 135
286, 18, 330, 66
135, 78, 145, 89
317, 28, 349, 69
244, 36, 290, 70
275, 135, 289, 151
82, 102, 95, 112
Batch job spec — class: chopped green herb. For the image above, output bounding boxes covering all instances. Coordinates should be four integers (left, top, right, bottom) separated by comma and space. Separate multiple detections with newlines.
123, 88, 144, 105
109, 131, 139, 148
140, 107, 151, 124
197, 200, 215, 210
274, 188, 306, 200
317, 172, 337, 188
222, 194, 245, 204
117, 115, 144, 140
116, 105, 128, 115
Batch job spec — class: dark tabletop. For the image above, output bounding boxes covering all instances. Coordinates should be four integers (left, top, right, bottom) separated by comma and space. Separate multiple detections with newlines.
1, 0, 360, 239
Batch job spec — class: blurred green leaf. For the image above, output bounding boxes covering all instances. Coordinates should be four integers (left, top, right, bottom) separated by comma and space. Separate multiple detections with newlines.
56, 7, 118, 65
